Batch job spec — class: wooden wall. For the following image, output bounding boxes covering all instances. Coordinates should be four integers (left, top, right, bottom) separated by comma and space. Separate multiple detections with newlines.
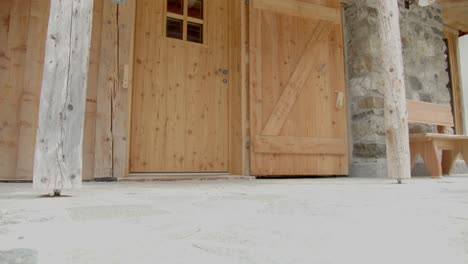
0, 0, 50, 180
91, 0, 246, 179
0, 0, 246, 180
0, 0, 103, 180
93, 0, 135, 179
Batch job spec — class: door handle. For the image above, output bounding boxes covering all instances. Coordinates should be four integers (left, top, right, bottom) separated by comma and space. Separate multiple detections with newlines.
336, 91, 344, 110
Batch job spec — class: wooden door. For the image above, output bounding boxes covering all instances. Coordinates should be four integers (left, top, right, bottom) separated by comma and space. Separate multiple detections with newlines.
249, 0, 349, 176
131, 0, 229, 173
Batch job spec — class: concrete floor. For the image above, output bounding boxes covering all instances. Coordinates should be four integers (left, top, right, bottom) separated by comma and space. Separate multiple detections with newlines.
0, 177, 467, 264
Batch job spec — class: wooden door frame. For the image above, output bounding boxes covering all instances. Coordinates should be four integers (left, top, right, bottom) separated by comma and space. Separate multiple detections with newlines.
444, 25, 464, 135
123, 0, 249, 177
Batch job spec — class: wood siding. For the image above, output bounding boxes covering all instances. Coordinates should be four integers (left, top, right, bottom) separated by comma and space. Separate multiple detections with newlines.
0, 0, 102, 180
0, 0, 245, 180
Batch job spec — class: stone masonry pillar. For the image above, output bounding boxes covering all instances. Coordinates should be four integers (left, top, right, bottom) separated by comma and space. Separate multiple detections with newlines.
343, 0, 452, 177
344, 0, 389, 177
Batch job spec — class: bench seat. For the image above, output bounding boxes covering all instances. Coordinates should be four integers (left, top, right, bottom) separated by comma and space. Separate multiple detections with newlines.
407, 99, 468, 178
410, 133, 468, 141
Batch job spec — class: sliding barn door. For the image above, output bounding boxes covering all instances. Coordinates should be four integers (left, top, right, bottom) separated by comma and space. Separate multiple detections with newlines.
249, 0, 349, 176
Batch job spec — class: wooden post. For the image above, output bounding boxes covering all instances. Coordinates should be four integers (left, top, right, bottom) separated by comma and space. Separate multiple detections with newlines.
33, 0, 94, 193
376, 0, 411, 181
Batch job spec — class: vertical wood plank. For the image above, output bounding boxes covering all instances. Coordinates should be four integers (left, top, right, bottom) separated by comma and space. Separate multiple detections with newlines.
83, 0, 104, 180
0, 0, 31, 179
15, 0, 50, 180
94, 0, 117, 179
444, 27, 463, 135
0, 1, 12, 92
241, 0, 249, 175
124, 0, 137, 177
249, 4, 262, 174
228, 0, 248, 175
33, 0, 94, 190
0, 0, 14, 179
94, 0, 135, 179
116, 0, 136, 178
130, 0, 160, 172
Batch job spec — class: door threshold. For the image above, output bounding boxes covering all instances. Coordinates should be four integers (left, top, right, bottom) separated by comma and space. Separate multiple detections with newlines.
121, 173, 255, 182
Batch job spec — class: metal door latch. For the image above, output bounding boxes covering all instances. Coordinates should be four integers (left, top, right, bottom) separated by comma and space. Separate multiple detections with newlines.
218, 68, 229, 75
123, 65, 129, 89
336, 91, 344, 110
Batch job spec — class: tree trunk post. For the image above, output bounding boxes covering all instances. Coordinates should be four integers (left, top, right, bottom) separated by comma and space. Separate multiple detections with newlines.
376, 0, 411, 182
33, 0, 94, 193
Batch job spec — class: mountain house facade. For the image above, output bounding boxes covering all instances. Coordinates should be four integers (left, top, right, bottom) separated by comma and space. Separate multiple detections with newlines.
0, 0, 466, 188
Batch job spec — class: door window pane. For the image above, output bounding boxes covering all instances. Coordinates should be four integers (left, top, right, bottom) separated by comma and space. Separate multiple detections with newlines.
188, 0, 203, 19
166, 18, 183, 40
167, 0, 183, 15
187, 22, 203, 43
166, 0, 204, 43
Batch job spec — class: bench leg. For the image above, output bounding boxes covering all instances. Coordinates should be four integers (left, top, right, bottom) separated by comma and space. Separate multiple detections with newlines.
441, 149, 460, 176
459, 142, 468, 169
420, 142, 442, 178
410, 142, 422, 172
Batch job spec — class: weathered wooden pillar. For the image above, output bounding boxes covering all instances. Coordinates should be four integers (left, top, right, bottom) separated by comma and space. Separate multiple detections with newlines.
33, 0, 94, 194
376, 0, 411, 181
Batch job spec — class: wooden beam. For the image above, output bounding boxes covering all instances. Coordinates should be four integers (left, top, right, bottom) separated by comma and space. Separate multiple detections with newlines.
94, 0, 117, 179
444, 27, 463, 134
377, 0, 411, 181
253, 0, 341, 24
228, 0, 243, 175
254, 136, 347, 155
33, 0, 94, 191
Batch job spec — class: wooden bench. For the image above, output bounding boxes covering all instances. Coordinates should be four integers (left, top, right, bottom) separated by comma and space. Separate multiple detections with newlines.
408, 99, 468, 178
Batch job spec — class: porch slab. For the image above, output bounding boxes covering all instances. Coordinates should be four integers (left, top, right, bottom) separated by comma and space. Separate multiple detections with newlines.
0, 177, 467, 264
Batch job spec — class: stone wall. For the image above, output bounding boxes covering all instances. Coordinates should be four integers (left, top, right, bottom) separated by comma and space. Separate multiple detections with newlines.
344, 0, 451, 177
400, 1, 451, 124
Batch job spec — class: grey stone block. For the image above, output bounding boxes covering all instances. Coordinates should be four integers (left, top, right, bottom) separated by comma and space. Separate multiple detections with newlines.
350, 159, 388, 178
0, 249, 38, 264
